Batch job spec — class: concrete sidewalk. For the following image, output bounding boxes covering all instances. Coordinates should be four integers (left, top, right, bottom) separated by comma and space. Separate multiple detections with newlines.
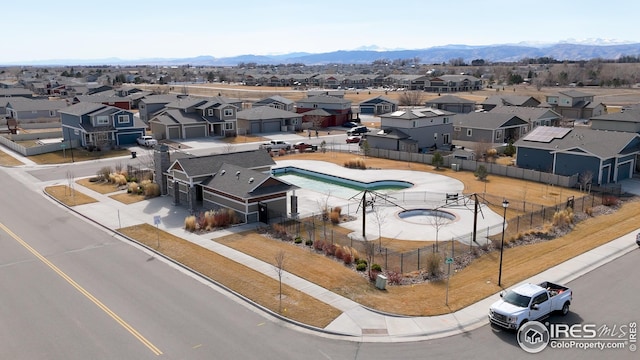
43, 176, 639, 342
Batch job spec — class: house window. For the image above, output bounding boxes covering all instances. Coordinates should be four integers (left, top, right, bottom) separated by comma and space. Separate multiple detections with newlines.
95, 132, 108, 142
96, 115, 109, 125
496, 130, 502, 140
117, 115, 129, 124
413, 120, 417, 128
443, 117, 449, 124
224, 109, 233, 117
208, 109, 214, 116
466, 129, 472, 137
224, 122, 234, 130
291, 119, 299, 125
443, 133, 450, 144
49, 110, 56, 117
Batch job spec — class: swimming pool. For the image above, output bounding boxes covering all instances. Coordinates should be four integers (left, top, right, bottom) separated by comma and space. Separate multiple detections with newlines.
272, 166, 413, 199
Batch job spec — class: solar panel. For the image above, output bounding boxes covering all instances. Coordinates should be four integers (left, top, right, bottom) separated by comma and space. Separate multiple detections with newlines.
522, 126, 571, 143
390, 110, 405, 116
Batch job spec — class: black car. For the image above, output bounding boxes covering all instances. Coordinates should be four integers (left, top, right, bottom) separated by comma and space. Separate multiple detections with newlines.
636, 233, 640, 247
342, 121, 359, 128
347, 126, 370, 135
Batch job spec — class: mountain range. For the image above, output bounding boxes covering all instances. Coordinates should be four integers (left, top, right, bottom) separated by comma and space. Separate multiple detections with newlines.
7, 42, 640, 66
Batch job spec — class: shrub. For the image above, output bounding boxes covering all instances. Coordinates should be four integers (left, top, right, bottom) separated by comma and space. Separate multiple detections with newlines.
97, 166, 112, 181
143, 182, 161, 197
386, 269, 403, 285
344, 158, 366, 169
602, 195, 619, 206
368, 269, 380, 281
334, 245, 344, 260
486, 148, 498, 158
474, 165, 488, 181
504, 141, 516, 157
313, 239, 325, 252
128, 182, 139, 194
294, 237, 302, 244
356, 258, 367, 267
585, 207, 593, 216
371, 263, 382, 272
356, 263, 367, 271
425, 253, 442, 277
272, 223, 287, 239
184, 215, 197, 231
552, 208, 574, 227
329, 207, 342, 224
305, 239, 313, 246
342, 251, 353, 265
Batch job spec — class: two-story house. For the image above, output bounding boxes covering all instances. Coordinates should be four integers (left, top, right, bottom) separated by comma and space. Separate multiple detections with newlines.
424, 75, 482, 93
252, 95, 295, 112
489, 106, 562, 129
369, 107, 455, 152
545, 90, 605, 119
138, 94, 181, 122
451, 112, 530, 150
296, 94, 353, 127
149, 96, 238, 140
60, 102, 147, 149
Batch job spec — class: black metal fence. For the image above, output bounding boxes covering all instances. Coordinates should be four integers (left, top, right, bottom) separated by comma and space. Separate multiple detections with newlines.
263, 190, 612, 274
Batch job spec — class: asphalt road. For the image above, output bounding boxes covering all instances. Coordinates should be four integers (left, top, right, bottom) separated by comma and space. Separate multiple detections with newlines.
2, 157, 638, 359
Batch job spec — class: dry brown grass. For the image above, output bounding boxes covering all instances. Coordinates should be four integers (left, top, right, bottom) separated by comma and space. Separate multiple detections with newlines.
118, 224, 342, 327
29, 148, 131, 165
109, 192, 146, 204
76, 178, 121, 194
44, 185, 98, 206
0, 149, 24, 166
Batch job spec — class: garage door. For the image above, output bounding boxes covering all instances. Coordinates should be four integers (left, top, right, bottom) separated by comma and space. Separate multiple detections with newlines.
617, 162, 632, 180
250, 122, 261, 134
168, 127, 180, 139
184, 125, 206, 139
360, 106, 374, 114
262, 121, 281, 133
116, 132, 142, 145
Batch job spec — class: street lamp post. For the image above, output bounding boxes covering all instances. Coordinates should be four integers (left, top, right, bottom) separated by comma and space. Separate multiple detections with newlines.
498, 199, 509, 287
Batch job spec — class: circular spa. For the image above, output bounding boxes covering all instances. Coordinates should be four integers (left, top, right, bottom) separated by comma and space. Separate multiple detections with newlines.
397, 209, 457, 225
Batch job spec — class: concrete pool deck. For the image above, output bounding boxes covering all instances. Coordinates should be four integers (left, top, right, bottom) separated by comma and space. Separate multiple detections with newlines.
274, 160, 507, 246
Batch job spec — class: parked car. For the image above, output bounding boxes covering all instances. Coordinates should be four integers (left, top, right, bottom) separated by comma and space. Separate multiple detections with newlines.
489, 281, 572, 330
259, 140, 291, 151
294, 141, 312, 150
342, 121, 359, 128
346, 136, 361, 144
347, 126, 370, 136
137, 135, 157, 147
636, 233, 640, 247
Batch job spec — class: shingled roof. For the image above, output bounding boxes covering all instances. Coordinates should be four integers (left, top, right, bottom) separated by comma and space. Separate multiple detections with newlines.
168, 149, 275, 177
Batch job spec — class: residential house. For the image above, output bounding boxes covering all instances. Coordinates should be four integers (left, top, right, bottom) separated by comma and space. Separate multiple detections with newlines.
424, 95, 476, 114
296, 94, 353, 127
73, 93, 133, 110
5, 98, 68, 123
384, 75, 428, 90
0, 87, 33, 98
590, 108, 640, 133
359, 95, 398, 115
424, 75, 482, 93
149, 96, 238, 140
252, 95, 295, 112
160, 148, 295, 222
489, 106, 562, 129
370, 108, 455, 152
480, 95, 541, 111
237, 106, 302, 134
138, 94, 181, 122
514, 126, 640, 185
60, 102, 147, 149
545, 90, 605, 119
451, 112, 529, 150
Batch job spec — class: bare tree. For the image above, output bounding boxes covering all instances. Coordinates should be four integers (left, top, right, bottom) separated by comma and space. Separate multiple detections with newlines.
579, 170, 593, 193
398, 91, 424, 106
224, 143, 236, 153
274, 250, 286, 313
428, 209, 449, 252
370, 203, 387, 252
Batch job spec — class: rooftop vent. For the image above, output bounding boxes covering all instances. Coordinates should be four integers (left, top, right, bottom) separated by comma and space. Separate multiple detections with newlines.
248, 177, 254, 183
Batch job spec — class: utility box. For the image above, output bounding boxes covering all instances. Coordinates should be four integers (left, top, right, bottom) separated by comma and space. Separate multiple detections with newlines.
451, 163, 459, 171
375, 274, 387, 290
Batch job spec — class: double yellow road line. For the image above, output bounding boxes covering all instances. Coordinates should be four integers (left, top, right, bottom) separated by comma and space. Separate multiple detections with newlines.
0, 222, 162, 356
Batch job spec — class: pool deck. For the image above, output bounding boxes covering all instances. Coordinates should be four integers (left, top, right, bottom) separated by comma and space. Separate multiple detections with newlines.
274, 160, 507, 246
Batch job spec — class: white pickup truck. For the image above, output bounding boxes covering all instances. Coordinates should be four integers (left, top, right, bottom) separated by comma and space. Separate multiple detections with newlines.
489, 281, 572, 330
259, 140, 291, 152
137, 135, 158, 147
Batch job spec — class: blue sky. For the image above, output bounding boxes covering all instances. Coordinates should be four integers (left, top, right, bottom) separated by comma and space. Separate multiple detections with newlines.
2, 0, 639, 63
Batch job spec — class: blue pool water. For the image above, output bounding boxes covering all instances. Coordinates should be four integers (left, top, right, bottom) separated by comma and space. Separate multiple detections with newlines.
272, 166, 412, 199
